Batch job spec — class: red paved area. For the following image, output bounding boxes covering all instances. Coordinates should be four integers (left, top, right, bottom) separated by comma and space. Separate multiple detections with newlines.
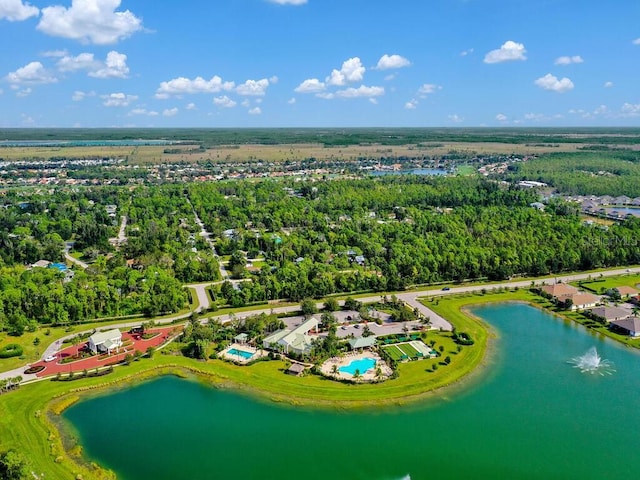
30, 326, 181, 378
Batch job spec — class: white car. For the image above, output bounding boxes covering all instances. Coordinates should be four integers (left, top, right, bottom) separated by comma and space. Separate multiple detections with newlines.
44, 355, 57, 362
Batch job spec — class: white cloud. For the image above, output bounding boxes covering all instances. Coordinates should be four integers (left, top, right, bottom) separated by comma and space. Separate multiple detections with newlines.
448, 114, 463, 123
268, 0, 306, 4
72, 90, 95, 101
6, 61, 57, 84
405, 99, 418, 110
534, 73, 574, 93
129, 108, 158, 117
269, 75, 279, 84
315, 92, 334, 100
335, 85, 384, 98
621, 103, 640, 116
604, 81, 614, 88
384, 73, 396, 81
418, 83, 441, 96
0, 0, 39, 21
89, 51, 129, 78
101, 92, 137, 107
241, 99, 251, 107
375, 54, 411, 70
37, 0, 143, 45
460, 48, 474, 57
56, 50, 129, 78
554, 55, 584, 65
16, 87, 32, 97
294, 78, 325, 93
236, 78, 270, 96
213, 95, 237, 108
156, 75, 235, 98
369, 98, 378, 105
186, 102, 196, 110
633, 38, 640, 45
326, 57, 365, 86
287, 97, 296, 104
41, 49, 68, 58
484, 40, 527, 64
248, 107, 262, 115
496, 113, 507, 121
524, 113, 545, 121
163, 108, 178, 117
593, 105, 608, 115
56, 52, 97, 72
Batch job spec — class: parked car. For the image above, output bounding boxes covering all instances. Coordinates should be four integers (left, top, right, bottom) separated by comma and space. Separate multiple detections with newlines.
354, 324, 360, 329
442, 287, 451, 291
44, 355, 57, 362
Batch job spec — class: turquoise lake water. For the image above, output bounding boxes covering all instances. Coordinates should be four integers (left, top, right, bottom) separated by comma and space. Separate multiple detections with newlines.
63, 303, 640, 480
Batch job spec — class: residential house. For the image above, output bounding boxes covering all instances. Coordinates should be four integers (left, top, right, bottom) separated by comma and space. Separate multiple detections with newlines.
558, 292, 599, 311
615, 286, 639, 298
540, 284, 579, 298
588, 306, 631, 323
610, 317, 640, 337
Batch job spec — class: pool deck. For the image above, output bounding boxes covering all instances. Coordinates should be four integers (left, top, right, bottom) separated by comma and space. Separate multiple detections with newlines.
320, 351, 393, 382
219, 343, 267, 364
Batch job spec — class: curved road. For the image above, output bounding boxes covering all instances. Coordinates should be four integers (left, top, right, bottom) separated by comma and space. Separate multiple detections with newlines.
3, 266, 639, 382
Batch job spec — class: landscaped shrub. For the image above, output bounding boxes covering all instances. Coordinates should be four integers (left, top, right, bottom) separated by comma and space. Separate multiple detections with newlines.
24, 365, 45, 374
453, 332, 475, 346
0, 344, 23, 358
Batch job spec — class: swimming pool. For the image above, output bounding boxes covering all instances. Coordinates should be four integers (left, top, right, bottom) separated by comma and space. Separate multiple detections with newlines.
227, 348, 254, 360
339, 357, 376, 376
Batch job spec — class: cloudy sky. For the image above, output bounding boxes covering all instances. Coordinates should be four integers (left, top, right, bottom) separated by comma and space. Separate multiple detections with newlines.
1, 0, 639, 127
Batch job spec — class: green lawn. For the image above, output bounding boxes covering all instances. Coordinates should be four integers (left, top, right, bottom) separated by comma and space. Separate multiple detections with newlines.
382, 345, 405, 361
398, 342, 420, 358
575, 273, 640, 294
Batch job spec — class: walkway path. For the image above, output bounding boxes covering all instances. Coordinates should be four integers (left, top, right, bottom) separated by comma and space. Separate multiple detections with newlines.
3, 266, 639, 381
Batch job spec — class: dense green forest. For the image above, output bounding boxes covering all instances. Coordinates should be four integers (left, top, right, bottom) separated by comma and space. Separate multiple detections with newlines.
505, 152, 640, 196
1, 174, 640, 335
2, 128, 640, 147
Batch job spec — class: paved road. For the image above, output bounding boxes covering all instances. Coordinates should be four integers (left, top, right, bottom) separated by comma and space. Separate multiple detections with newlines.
63, 242, 89, 269
3, 266, 639, 381
185, 195, 229, 280
116, 215, 128, 243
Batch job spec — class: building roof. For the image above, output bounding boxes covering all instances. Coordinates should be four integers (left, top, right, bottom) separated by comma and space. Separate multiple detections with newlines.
89, 329, 122, 345
263, 329, 290, 345
234, 333, 248, 342
589, 306, 631, 321
32, 259, 51, 268
611, 317, 640, 334
348, 336, 377, 349
287, 363, 306, 374
615, 286, 639, 296
568, 293, 600, 307
541, 284, 579, 298
291, 317, 318, 336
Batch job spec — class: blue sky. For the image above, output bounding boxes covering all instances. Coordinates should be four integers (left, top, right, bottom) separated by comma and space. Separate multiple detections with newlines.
1, 0, 639, 128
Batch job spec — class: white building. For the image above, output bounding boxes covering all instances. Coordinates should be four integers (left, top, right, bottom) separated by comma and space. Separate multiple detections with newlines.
88, 329, 123, 354
263, 318, 318, 355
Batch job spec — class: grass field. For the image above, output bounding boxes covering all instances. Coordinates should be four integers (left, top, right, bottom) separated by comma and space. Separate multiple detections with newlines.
575, 274, 640, 294
382, 345, 406, 361
0, 140, 584, 165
